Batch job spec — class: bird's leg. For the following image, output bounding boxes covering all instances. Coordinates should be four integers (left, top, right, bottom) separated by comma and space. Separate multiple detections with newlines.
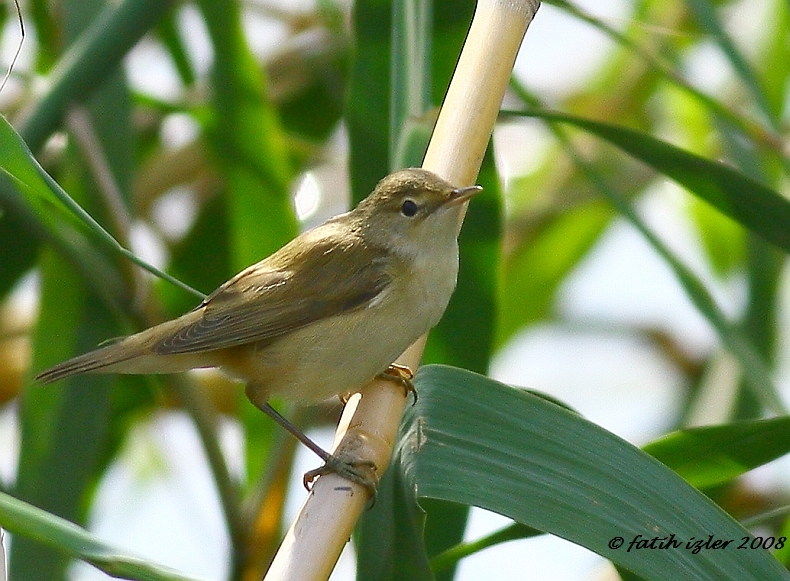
377, 363, 417, 404
246, 384, 377, 498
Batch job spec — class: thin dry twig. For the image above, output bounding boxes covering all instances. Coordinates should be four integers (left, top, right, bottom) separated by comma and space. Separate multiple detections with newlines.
0, 0, 24, 97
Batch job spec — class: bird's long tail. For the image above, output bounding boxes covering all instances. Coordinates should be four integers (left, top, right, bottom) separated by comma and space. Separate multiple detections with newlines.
35, 339, 143, 384
35, 311, 210, 384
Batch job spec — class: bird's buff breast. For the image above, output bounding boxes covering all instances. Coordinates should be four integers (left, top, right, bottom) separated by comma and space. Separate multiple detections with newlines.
229, 248, 458, 404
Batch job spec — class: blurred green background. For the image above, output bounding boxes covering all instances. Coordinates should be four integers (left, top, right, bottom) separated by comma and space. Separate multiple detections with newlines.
1, 0, 790, 580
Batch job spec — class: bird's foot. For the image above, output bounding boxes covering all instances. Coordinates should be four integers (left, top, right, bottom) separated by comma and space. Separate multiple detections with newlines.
303, 454, 379, 502
377, 363, 417, 404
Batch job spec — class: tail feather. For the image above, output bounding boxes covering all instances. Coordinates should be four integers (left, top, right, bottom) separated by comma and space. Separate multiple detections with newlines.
35, 341, 142, 384
34, 310, 212, 384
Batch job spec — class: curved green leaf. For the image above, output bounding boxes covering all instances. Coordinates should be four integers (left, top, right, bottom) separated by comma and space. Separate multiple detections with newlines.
0, 491, 202, 581
394, 365, 790, 581
643, 418, 790, 490
0, 113, 202, 300
507, 109, 790, 255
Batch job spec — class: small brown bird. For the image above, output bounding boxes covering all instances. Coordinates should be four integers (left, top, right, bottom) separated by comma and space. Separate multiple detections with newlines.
36, 168, 481, 488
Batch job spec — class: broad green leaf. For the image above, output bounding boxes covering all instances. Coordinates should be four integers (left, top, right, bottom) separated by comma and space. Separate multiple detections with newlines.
0, 491, 202, 581
392, 365, 790, 581
643, 418, 790, 489
509, 109, 790, 256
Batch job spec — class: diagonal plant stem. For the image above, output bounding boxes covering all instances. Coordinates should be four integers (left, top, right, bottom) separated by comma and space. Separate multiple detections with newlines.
66, 106, 152, 308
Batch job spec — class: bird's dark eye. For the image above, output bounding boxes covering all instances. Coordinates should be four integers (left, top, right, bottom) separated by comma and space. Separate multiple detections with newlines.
401, 199, 419, 217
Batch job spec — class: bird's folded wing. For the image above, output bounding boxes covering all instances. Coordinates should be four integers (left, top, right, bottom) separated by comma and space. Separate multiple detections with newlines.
153, 239, 392, 354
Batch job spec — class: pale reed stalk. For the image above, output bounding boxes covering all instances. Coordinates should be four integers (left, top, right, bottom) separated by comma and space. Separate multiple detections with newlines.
263, 1, 541, 579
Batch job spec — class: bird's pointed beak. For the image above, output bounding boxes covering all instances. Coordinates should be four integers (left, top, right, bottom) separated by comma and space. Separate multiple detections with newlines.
446, 184, 483, 206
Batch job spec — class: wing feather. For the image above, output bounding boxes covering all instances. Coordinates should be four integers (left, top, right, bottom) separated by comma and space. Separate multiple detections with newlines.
154, 232, 391, 354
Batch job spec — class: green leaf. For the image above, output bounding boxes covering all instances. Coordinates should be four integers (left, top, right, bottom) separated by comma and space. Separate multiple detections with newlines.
0, 491, 202, 581
0, 113, 85, 233
508, 109, 790, 256
393, 365, 790, 581
0, 113, 203, 301
643, 418, 790, 489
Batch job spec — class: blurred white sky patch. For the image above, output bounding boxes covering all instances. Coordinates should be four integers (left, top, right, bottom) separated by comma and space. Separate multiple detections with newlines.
124, 38, 183, 102
461, 509, 610, 581
160, 113, 201, 150
493, 119, 552, 192
294, 171, 322, 222
151, 186, 199, 241
130, 221, 169, 272
515, 0, 632, 100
